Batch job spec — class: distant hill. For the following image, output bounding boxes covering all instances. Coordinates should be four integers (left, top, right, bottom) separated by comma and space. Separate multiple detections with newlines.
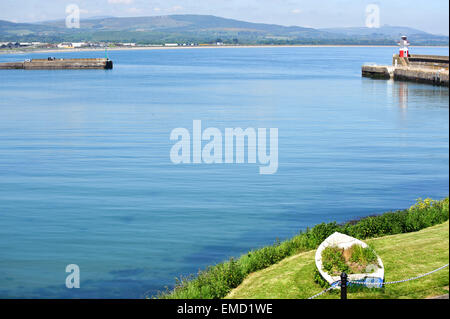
320, 25, 448, 45
39, 15, 330, 34
320, 25, 429, 36
1, 15, 448, 45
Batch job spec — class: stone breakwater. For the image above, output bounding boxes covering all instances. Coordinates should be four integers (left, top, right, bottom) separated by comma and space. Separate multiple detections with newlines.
362, 54, 449, 87
0, 58, 113, 70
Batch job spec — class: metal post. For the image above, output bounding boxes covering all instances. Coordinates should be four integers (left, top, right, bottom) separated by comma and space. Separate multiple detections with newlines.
340, 272, 348, 300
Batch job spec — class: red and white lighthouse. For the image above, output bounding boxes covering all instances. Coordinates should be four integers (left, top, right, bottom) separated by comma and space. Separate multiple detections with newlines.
398, 35, 410, 57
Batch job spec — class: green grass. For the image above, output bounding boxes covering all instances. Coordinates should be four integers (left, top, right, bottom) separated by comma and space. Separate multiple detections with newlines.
158, 197, 448, 299
226, 221, 449, 299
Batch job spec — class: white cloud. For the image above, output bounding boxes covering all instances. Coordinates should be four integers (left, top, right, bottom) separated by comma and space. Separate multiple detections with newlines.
127, 7, 141, 14
170, 6, 183, 12
108, 0, 134, 4
154, 7, 161, 12
292, 9, 302, 14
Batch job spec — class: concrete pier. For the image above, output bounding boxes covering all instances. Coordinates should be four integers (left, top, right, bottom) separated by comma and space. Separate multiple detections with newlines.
361, 65, 394, 79
0, 58, 113, 70
362, 54, 449, 87
394, 67, 449, 87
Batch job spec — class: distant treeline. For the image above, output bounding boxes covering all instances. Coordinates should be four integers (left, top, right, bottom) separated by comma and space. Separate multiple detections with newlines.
1, 31, 448, 46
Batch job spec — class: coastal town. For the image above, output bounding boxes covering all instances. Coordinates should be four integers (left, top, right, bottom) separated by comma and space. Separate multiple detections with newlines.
0, 41, 224, 51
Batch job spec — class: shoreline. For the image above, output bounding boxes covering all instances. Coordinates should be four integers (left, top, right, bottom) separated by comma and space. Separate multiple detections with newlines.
1, 44, 449, 55
160, 197, 449, 299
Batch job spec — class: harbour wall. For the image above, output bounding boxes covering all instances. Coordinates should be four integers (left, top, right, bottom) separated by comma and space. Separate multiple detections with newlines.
0, 58, 113, 70
393, 54, 449, 69
363, 54, 449, 87
394, 67, 449, 87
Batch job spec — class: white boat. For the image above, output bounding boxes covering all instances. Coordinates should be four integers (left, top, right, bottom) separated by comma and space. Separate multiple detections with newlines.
315, 232, 384, 288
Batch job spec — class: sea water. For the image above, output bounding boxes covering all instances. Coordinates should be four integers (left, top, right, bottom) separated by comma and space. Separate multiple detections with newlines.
0, 46, 448, 298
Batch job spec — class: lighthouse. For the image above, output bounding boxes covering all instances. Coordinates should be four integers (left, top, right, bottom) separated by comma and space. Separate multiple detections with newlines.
398, 35, 410, 58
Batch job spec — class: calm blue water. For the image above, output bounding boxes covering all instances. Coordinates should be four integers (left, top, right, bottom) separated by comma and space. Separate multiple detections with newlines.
0, 47, 448, 298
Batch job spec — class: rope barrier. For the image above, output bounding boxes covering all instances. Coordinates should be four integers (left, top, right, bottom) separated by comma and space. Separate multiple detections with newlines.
307, 282, 339, 300
307, 263, 449, 299
348, 263, 449, 286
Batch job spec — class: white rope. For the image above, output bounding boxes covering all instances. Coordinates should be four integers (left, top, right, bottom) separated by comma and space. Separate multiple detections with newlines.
348, 263, 449, 286
309, 264, 449, 298
308, 281, 340, 299
384, 263, 449, 285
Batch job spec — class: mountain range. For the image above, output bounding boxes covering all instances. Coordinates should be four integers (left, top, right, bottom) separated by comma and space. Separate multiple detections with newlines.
0, 14, 448, 45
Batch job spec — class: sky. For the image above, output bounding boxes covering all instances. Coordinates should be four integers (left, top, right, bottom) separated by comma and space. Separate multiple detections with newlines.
0, 0, 448, 35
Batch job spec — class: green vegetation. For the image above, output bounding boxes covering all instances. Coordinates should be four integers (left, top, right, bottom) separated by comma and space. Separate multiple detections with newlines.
157, 197, 449, 299
321, 244, 378, 276
227, 221, 449, 299
1, 15, 448, 45
322, 246, 351, 275
349, 245, 378, 268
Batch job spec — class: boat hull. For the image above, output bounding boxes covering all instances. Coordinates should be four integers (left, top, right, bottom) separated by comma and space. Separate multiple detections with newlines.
315, 232, 384, 288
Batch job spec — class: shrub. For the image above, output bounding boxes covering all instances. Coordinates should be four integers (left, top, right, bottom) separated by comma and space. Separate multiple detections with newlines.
313, 268, 329, 288
321, 246, 350, 275
321, 244, 378, 276
158, 197, 449, 299
348, 244, 377, 267
304, 222, 340, 249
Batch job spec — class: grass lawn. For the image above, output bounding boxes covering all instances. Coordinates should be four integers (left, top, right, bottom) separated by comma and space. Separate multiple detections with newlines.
226, 221, 449, 299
